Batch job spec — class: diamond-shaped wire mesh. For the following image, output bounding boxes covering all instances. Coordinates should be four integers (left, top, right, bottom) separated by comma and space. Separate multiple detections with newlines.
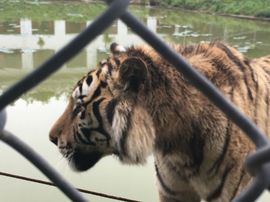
0, 0, 270, 201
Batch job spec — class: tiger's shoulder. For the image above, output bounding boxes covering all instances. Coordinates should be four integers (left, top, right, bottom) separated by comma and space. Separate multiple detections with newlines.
251, 55, 270, 74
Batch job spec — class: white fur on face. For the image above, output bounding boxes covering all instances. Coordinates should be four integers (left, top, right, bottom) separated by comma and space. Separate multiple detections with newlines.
72, 74, 99, 101
72, 87, 80, 99
82, 79, 89, 96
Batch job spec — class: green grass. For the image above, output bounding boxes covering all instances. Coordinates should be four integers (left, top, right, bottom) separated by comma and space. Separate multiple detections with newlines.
0, 0, 106, 22
1, 0, 269, 20
256, 10, 270, 18
160, 0, 270, 18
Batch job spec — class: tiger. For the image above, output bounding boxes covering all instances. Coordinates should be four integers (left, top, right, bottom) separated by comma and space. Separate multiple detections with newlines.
49, 41, 270, 202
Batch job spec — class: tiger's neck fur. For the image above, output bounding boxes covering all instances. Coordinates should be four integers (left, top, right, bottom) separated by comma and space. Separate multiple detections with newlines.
112, 99, 155, 164
117, 43, 243, 152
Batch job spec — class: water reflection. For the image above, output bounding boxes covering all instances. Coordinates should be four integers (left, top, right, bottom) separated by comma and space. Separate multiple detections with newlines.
0, 18, 152, 69
1, 14, 270, 71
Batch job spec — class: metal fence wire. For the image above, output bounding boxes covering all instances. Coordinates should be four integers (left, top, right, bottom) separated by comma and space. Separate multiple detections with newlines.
0, 0, 270, 201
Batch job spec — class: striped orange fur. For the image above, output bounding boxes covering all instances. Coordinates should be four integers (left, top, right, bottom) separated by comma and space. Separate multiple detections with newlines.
49, 42, 270, 202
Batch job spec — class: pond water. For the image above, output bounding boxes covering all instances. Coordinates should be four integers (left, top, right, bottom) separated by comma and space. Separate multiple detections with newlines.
0, 1, 270, 202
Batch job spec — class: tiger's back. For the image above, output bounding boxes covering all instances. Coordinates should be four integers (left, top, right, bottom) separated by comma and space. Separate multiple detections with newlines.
49, 42, 270, 202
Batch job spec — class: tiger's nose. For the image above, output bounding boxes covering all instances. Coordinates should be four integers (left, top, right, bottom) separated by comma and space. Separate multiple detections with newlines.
49, 136, 58, 146
49, 127, 63, 146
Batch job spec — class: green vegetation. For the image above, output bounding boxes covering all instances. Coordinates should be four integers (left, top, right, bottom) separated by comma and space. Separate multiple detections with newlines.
0, 0, 152, 22
159, 0, 270, 18
0, 1, 106, 22
1, 0, 269, 20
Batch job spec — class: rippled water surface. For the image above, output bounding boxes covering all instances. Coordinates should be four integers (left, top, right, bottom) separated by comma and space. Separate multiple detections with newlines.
0, 1, 270, 202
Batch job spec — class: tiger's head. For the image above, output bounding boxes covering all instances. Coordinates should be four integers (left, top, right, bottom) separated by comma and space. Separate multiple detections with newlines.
49, 43, 155, 171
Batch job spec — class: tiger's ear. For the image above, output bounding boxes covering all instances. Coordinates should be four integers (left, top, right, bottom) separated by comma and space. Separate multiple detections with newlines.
119, 57, 147, 92
110, 43, 126, 55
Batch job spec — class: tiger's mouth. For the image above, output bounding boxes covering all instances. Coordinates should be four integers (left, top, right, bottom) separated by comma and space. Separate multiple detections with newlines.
69, 150, 102, 171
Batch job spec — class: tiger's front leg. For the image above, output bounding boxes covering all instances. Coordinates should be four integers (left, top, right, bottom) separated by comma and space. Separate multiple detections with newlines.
159, 192, 201, 202
155, 163, 201, 202
158, 187, 201, 202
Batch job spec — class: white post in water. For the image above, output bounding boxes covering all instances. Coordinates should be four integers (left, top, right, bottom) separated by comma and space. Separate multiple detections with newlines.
21, 51, 34, 70
117, 19, 128, 36
86, 21, 97, 69
54, 20, 66, 36
147, 16, 157, 33
86, 35, 105, 69
20, 18, 32, 36
20, 18, 33, 69
54, 20, 67, 69
86, 44, 97, 69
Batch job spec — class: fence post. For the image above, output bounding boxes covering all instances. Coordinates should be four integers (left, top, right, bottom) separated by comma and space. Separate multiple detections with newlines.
0, 109, 6, 134
0, 0, 270, 201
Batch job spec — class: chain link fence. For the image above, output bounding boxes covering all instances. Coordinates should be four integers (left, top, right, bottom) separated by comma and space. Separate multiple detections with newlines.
0, 0, 270, 201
